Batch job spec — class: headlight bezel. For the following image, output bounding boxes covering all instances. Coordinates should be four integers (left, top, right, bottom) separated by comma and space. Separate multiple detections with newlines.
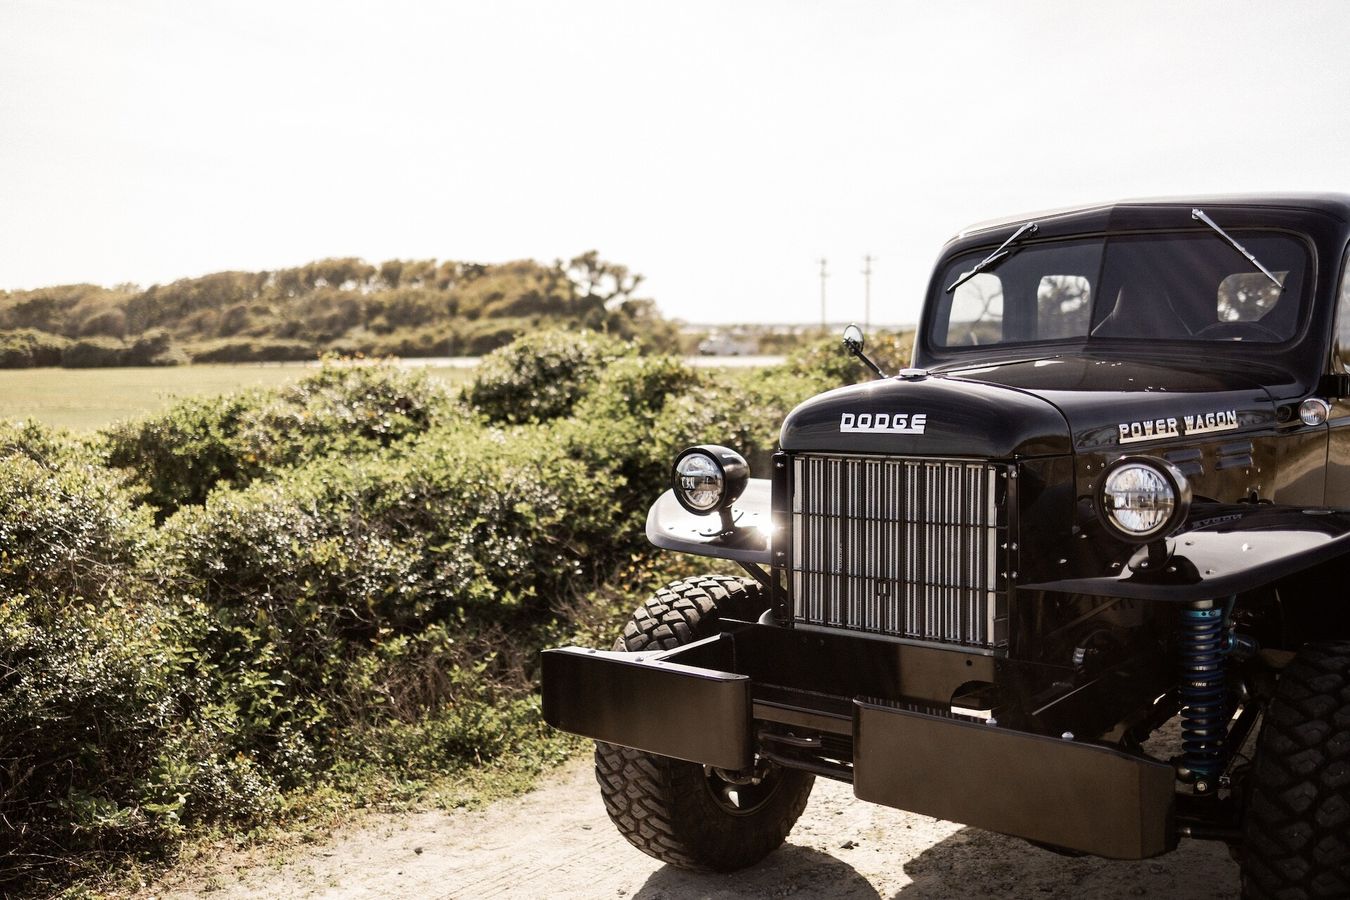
1097, 456, 1192, 542
671, 445, 750, 516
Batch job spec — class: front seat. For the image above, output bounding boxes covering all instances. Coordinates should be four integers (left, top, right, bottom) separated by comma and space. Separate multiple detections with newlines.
1090, 280, 1185, 339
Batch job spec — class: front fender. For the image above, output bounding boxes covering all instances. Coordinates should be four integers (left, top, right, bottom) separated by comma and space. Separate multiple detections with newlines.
645, 478, 772, 564
1020, 504, 1350, 601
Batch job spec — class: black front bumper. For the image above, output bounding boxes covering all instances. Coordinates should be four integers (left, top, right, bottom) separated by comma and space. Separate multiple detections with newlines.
542, 624, 1175, 860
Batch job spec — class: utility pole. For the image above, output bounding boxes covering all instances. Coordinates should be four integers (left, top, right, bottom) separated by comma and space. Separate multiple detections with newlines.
862, 254, 875, 331
818, 258, 829, 334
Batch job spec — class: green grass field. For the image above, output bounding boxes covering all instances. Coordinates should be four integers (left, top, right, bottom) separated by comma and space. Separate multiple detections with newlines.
0, 364, 475, 432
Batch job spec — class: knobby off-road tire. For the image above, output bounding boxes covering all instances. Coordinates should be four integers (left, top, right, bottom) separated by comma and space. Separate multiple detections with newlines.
1242, 641, 1350, 899
594, 574, 814, 872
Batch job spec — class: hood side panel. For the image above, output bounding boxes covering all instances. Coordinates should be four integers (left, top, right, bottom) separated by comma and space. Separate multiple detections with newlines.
945, 356, 1279, 454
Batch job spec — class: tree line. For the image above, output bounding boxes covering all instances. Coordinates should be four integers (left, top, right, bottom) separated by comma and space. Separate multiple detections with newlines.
0, 252, 679, 367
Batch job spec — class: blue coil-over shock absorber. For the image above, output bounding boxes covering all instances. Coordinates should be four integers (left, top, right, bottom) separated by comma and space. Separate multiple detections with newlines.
1178, 598, 1232, 794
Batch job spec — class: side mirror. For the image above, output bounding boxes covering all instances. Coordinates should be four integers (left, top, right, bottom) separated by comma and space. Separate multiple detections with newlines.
840, 323, 885, 379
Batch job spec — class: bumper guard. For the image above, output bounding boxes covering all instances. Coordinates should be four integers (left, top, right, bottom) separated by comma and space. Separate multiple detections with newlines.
541, 625, 1175, 859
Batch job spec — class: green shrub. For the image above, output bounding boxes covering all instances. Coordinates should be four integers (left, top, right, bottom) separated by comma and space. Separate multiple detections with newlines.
103, 363, 457, 516
0, 419, 96, 469
153, 418, 623, 776
351, 683, 548, 776
457, 318, 528, 355
579, 354, 701, 416
0, 328, 69, 367
0, 447, 151, 602
365, 325, 457, 358
465, 329, 631, 424
0, 429, 268, 893
156, 484, 359, 778
0, 599, 177, 883
240, 363, 455, 467
160, 419, 621, 631
53, 331, 192, 368
78, 306, 128, 338
61, 336, 126, 368
555, 355, 707, 531
335, 622, 560, 775
187, 337, 316, 363
123, 328, 188, 366
0, 595, 274, 893
103, 392, 264, 514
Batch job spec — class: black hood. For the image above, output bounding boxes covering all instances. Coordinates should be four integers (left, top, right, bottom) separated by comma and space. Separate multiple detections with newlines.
779, 373, 1070, 458
779, 355, 1278, 459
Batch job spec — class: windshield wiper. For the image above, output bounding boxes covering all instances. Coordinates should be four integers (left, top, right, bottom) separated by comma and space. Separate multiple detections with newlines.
1191, 208, 1283, 289
945, 221, 1038, 293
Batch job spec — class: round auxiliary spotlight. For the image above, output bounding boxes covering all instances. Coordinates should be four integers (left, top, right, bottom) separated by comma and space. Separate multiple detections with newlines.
671, 445, 750, 516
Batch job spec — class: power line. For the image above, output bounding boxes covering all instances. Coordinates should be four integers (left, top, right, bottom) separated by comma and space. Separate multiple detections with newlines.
819, 257, 828, 333
862, 254, 875, 331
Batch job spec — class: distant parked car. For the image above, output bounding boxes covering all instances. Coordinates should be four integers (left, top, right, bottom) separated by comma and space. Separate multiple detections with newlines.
697, 333, 755, 355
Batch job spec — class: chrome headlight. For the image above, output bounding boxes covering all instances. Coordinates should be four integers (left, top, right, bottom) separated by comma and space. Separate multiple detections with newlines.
1098, 457, 1191, 541
672, 445, 749, 515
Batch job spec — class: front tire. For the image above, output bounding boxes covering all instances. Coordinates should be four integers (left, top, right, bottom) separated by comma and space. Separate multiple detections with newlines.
1241, 641, 1350, 899
595, 575, 814, 872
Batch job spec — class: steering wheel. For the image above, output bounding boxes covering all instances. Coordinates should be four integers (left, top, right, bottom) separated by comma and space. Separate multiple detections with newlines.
1194, 320, 1282, 342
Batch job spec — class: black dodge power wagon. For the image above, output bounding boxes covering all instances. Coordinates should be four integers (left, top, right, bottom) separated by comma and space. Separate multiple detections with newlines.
542, 194, 1350, 898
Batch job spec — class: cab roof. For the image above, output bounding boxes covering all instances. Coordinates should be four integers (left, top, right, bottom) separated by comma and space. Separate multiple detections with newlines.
954, 193, 1350, 241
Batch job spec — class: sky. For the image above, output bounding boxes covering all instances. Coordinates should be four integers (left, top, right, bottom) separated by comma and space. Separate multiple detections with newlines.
2, 0, 1349, 326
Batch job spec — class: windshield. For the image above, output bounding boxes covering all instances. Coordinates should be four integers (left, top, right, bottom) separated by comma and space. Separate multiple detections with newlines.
928, 231, 1311, 349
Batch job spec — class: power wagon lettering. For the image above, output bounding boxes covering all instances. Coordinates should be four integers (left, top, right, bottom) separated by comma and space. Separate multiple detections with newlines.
840, 412, 927, 434
1118, 409, 1237, 444
1184, 409, 1240, 436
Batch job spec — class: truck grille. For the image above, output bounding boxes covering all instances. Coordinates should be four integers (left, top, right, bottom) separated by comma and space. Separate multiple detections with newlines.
790, 454, 1009, 648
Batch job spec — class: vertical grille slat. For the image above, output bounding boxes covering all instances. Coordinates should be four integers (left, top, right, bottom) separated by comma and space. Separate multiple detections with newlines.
791, 453, 1009, 649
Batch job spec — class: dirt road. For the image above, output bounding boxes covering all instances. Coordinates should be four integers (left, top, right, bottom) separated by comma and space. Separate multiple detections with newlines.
148, 756, 1240, 899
